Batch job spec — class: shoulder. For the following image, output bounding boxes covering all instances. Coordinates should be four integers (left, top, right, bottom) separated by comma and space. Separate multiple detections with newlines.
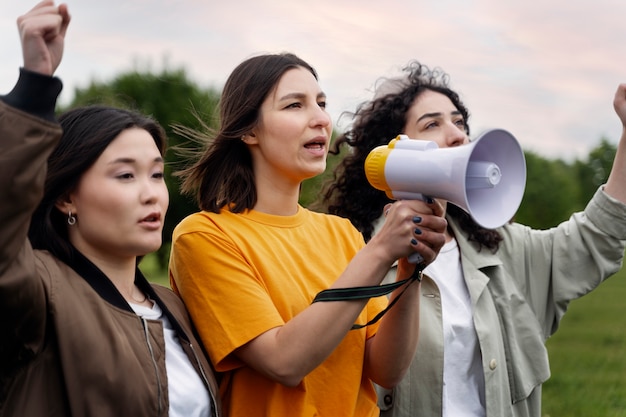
172, 210, 226, 237
306, 208, 357, 228
304, 208, 364, 243
151, 284, 189, 319
33, 249, 74, 284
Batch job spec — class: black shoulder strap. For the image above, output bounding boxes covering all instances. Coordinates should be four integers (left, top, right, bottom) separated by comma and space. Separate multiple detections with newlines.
312, 266, 423, 330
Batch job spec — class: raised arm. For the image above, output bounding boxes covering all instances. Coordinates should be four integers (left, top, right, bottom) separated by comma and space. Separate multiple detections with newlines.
0, 0, 69, 358
18, 0, 70, 76
603, 83, 626, 203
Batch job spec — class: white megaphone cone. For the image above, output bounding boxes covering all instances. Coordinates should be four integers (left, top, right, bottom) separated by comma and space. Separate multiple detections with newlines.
364, 129, 526, 229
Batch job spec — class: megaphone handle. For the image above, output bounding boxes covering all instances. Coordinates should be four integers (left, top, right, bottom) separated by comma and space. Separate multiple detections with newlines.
408, 252, 424, 264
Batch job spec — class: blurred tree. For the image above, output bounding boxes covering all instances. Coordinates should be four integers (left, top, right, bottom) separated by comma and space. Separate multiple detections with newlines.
61, 68, 221, 267
515, 151, 582, 229
516, 138, 617, 230
574, 137, 616, 207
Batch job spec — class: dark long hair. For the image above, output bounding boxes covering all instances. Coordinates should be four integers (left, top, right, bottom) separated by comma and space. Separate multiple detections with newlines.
319, 61, 502, 251
28, 105, 167, 261
176, 52, 318, 213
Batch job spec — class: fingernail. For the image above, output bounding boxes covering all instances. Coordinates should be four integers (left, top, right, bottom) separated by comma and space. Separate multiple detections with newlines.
414, 228, 422, 235
410, 238, 418, 245
425, 197, 434, 204
412, 216, 422, 224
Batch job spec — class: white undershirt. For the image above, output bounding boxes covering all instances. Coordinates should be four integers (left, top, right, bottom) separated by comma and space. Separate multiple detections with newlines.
131, 301, 211, 417
423, 239, 486, 417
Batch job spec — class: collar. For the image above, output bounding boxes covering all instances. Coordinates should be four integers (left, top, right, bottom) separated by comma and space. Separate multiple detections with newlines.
446, 215, 503, 270
58, 245, 190, 340
59, 245, 161, 312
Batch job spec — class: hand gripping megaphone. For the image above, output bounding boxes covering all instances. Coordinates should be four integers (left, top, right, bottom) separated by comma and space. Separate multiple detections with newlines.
364, 129, 526, 229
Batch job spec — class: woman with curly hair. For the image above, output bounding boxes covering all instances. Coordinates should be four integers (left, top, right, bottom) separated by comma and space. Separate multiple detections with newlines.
319, 61, 626, 417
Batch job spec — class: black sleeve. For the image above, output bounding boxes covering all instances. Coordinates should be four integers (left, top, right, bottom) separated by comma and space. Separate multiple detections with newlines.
0, 68, 63, 122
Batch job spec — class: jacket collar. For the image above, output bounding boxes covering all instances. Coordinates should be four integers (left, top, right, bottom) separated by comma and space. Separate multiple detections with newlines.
59, 245, 191, 341
447, 215, 503, 270
59, 245, 160, 312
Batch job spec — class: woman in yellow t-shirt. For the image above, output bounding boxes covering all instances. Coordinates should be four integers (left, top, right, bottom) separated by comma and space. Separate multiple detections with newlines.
169, 53, 447, 417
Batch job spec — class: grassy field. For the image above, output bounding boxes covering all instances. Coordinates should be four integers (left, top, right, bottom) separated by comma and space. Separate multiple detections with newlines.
142, 254, 626, 416
542, 266, 626, 417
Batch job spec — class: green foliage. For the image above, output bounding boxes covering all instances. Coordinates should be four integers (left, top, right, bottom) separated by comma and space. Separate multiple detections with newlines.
516, 151, 584, 229
516, 140, 617, 229
139, 247, 170, 286
574, 137, 617, 205
62, 67, 221, 268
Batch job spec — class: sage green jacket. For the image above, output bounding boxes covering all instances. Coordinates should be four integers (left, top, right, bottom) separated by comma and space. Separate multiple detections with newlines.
376, 189, 626, 417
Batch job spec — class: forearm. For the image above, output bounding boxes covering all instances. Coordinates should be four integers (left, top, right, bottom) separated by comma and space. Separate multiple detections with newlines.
1, 68, 62, 121
363, 272, 421, 388
605, 83, 626, 203
604, 126, 626, 203
236, 245, 395, 386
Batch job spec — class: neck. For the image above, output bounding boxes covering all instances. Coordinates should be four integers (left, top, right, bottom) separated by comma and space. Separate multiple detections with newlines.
76, 248, 148, 305
253, 177, 301, 215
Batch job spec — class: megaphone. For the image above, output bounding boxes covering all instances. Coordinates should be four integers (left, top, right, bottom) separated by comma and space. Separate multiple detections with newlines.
364, 129, 526, 230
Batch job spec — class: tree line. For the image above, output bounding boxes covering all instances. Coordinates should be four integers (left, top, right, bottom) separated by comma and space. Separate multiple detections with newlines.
60, 67, 617, 267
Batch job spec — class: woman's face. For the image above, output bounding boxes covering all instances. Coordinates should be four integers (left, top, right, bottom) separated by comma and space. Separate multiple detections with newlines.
62, 127, 169, 262
247, 66, 332, 187
403, 89, 469, 148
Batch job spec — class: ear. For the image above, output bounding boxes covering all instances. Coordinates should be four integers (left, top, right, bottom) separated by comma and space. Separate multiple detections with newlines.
55, 195, 74, 216
242, 131, 259, 145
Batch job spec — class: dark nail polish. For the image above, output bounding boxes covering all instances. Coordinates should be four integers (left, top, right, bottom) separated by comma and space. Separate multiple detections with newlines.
414, 228, 422, 235
410, 238, 418, 245
425, 197, 434, 204
412, 216, 422, 224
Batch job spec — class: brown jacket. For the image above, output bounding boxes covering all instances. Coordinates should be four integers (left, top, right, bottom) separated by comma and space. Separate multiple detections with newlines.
0, 71, 221, 416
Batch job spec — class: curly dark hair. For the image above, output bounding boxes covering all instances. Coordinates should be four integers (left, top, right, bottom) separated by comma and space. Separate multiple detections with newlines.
318, 61, 502, 251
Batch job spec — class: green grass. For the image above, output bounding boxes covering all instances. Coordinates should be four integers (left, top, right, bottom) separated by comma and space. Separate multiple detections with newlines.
542, 266, 626, 417
141, 251, 626, 416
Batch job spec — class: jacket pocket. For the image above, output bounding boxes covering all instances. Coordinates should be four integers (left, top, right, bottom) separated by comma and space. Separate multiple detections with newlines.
491, 280, 550, 403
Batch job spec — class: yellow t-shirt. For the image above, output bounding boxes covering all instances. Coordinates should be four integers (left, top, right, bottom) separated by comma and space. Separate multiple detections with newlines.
170, 206, 387, 417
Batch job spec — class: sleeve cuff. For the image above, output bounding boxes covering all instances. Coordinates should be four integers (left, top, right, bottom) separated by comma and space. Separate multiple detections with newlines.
1, 68, 63, 122
585, 186, 626, 239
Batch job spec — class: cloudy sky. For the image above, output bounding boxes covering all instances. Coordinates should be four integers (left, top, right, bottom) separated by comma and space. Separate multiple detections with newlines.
1, 0, 625, 161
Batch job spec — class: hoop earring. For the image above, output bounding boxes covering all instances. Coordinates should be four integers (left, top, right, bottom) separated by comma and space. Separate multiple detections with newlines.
67, 211, 76, 226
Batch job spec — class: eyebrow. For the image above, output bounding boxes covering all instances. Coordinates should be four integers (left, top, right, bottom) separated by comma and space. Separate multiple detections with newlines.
416, 110, 463, 123
108, 156, 164, 165
278, 91, 327, 101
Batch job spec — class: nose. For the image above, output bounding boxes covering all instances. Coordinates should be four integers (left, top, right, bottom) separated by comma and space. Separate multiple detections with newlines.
310, 104, 332, 130
444, 123, 468, 148
141, 179, 168, 207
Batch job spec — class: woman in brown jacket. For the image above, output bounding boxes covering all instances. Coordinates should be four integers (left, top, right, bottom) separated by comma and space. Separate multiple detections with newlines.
0, 2, 220, 416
